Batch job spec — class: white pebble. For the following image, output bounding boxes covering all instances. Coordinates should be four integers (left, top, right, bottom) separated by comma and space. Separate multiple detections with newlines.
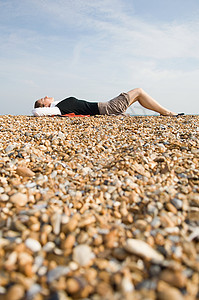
42, 242, 55, 252
25, 238, 41, 252
125, 239, 164, 263
73, 244, 95, 266
0, 194, 9, 201
121, 277, 134, 293
0, 187, 4, 194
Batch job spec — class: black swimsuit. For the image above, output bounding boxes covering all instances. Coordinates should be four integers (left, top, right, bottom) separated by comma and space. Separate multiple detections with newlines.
56, 97, 99, 116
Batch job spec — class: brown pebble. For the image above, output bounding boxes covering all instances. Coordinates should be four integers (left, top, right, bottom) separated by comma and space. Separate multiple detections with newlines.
80, 285, 94, 298
78, 215, 96, 227
135, 219, 148, 231
96, 281, 113, 297
113, 247, 128, 260
62, 215, 79, 232
62, 234, 75, 249
24, 263, 34, 277
104, 229, 118, 248
165, 202, 178, 214
188, 208, 199, 221
10, 192, 28, 206
113, 210, 121, 219
5, 284, 25, 300
160, 214, 175, 227
122, 214, 134, 224
66, 278, 80, 294
160, 270, 186, 288
157, 281, 184, 300
16, 166, 35, 177
84, 268, 98, 282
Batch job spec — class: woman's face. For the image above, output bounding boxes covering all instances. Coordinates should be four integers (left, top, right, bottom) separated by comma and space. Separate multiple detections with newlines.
38, 96, 54, 107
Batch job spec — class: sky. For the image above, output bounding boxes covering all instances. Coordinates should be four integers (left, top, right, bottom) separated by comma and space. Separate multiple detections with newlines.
0, 0, 199, 115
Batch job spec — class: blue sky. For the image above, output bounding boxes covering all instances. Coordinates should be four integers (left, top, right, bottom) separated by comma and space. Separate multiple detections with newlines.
0, 0, 199, 115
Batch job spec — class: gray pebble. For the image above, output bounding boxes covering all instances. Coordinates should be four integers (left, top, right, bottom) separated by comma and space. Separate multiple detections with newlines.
47, 266, 70, 283
171, 198, 183, 209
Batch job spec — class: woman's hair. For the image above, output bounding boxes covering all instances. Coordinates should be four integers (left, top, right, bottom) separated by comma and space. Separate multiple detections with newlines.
34, 99, 44, 108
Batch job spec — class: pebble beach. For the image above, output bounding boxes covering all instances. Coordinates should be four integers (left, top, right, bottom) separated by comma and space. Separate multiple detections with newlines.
0, 114, 199, 300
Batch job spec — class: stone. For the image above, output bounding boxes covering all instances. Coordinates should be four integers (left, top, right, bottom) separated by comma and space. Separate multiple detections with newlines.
26, 284, 42, 300
159, 270, 186, 288
25, 238, 41, 252
121, 276, 134, 293
16, 167, 35, 177
62, 234, 75, 249
47, 266, 70, 283
157, 281, 184, 300
51, 212, 61, 235
189, 194, 199, 206
171, 198, 183, 210
132, 162, 150, 178
5, 143, 18, 153
10, 192, 28, 206
5, 284, 25, 300
73, 244, 95, 266
0, 194, 9, 202
165, 202, 177, 214
66, 278, 80, 294
63, 215, 79, 232
125, 239, 164, 263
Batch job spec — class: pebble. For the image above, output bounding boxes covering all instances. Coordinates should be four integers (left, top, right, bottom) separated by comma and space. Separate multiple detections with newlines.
125, 239, 164, 263
0, 187, 4, 193
66, 278, 81, 294
26, 284, 42, 299
5, 143, 18, 153
73, 244, 95, 266
121, 276, 134, 293
16, 166, 35, 177
5, 284, 25, 300
159, 270, 186, 288
0, 194, 9, 201
171, 198, 183, 210
51, 212, 61, 235
10, 192, 28, 206
165, 202, 177, 213
47, 266, 70, 283
157, 281, 184, 300
0, 114, 198, 300
25, 238, 41, 252
42, 241, 55, 252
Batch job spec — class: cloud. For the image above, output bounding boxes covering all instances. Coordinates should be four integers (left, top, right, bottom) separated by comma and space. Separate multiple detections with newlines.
2, 0, 199, 64
26, 0, 199, 60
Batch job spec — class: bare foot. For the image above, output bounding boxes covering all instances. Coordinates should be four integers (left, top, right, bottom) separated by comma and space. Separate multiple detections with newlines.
160, 111, 176, 116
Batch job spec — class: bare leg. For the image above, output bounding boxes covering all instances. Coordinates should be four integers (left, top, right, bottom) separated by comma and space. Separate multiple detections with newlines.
127, 88, 175, 116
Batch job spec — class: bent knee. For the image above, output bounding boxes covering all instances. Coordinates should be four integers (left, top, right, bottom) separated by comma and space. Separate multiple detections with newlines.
127, 88, 144, 98
128, 87, 143, 93
134, 87, 144, 95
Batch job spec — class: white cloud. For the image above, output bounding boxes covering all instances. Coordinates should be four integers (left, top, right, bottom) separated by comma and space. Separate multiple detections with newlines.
2, 1, 199, 63
27, 0, 199, 60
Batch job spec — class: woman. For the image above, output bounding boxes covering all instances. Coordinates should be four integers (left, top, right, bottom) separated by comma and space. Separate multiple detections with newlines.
32, 88, 183, 117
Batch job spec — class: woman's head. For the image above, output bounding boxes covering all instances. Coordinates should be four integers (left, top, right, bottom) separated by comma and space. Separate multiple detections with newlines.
34, 96, 54, 108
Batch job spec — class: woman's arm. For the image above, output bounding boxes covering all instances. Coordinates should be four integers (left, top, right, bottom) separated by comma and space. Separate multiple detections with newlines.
32, 106, 61, 116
